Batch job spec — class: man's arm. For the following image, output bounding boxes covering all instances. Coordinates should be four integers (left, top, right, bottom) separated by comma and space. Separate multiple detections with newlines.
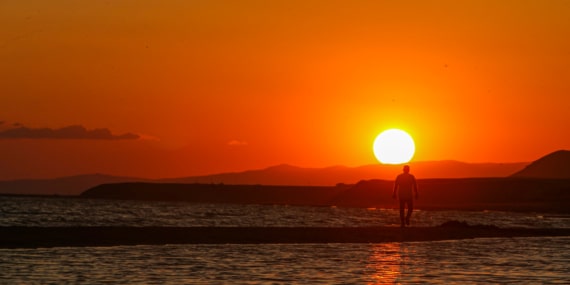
392, 179, 398, 199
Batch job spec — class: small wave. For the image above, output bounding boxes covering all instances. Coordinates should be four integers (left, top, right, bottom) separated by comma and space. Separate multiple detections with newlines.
439, 220, 499, 229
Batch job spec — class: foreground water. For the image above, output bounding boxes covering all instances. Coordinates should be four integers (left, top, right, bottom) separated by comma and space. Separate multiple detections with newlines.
2, 238, 569, 284
1, 196, 569, 283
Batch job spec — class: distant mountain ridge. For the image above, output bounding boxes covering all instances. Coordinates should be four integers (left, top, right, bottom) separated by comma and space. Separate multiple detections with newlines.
159, 160, 528, 186
1, 150, 569, 196
0, 174, 148, 196
511, 150, 570, 179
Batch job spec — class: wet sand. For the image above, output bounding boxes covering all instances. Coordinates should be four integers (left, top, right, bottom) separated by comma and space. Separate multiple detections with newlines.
1, 226, 570, 248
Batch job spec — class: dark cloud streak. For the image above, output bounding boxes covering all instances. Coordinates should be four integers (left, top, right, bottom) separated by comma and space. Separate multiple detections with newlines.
0, 125, 139, 140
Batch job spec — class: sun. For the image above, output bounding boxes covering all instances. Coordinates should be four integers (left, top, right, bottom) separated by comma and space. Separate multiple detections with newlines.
373, 129, 415, 164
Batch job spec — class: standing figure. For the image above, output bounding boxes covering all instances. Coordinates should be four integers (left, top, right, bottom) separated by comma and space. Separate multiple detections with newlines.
392, 165, 419, 227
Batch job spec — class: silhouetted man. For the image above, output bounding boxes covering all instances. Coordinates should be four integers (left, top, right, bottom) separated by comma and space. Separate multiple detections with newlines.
393, 165, 419, 227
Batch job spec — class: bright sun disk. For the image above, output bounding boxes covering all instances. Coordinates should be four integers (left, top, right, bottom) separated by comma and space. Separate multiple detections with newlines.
373, 129, 415, 164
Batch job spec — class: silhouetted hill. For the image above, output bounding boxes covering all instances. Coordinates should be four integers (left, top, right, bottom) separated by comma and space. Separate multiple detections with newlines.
161, 161, 528, 186
0, 174, 147, 196
159, 164, 348, 186
82, 183, 348, 206
81, 178, 570, 213
332, 178, 570, 212
511, 150, 570, 179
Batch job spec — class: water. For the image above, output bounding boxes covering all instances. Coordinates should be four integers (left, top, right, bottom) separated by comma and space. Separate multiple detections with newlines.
2, 238, 569, 284
1, 196, 569, 284
1, 196, 569, 228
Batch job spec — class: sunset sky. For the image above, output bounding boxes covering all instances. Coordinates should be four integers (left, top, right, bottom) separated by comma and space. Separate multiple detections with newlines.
1, 1, 569, 180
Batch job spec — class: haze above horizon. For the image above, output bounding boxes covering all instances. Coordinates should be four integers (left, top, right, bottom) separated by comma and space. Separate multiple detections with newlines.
1, 1, 569, 180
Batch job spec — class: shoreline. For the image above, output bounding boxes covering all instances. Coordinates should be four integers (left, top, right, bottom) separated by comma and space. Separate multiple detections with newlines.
2, 194, 570, 214
2, 226, 569, 248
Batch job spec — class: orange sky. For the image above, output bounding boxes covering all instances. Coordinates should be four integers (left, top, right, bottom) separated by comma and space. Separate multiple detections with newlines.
1, 1, 569, 179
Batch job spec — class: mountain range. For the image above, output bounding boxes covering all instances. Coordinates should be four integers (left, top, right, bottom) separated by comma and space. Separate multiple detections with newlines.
1, 150, 569, 196
511, 150, 570, 178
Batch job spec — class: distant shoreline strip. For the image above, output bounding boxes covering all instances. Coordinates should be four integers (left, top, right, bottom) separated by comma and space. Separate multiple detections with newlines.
1, 227, 569, 248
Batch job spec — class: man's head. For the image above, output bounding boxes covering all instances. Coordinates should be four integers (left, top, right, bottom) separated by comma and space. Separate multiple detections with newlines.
403, 165, 410, 173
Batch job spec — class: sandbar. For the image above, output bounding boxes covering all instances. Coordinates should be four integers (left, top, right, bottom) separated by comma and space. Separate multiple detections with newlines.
1, 226, 569, 248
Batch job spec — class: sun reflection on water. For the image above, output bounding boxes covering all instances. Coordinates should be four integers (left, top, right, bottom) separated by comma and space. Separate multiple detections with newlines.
366, 242, 413, 284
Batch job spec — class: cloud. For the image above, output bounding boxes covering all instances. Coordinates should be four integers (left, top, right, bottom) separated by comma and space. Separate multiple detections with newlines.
0, 125, 140, 140
227, 140, 248, 146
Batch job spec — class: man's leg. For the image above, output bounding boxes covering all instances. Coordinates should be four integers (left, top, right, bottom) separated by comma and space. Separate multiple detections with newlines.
399, 200, 406, 227
405, 200, 414, 225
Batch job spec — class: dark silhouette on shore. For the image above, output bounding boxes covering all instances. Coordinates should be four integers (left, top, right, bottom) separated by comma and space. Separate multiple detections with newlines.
393, 165, 419, 227
79, 176, 570, 213
2, 225, 569, 248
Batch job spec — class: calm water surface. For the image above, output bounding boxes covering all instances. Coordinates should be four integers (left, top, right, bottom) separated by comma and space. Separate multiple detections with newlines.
1, 196, 569, 284
1, 238, 569, 284
1, 196, 569, 228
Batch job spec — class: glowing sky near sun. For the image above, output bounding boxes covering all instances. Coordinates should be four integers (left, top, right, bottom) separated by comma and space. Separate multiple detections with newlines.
1, 0, 569, 179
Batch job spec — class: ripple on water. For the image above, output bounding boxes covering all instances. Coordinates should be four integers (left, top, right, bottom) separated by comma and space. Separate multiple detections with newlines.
1, 196, 570, 228
0, 237, 569, 284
